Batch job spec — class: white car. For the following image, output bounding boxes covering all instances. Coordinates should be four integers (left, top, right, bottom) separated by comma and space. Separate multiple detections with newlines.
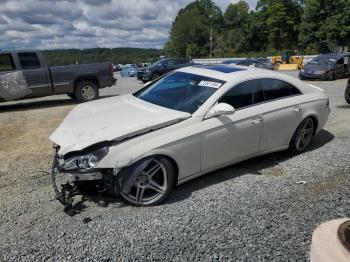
50, 65, 330, 207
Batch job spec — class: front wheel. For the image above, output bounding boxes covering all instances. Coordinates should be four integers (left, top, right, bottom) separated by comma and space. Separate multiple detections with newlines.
289, 117, 315, 153
151, 73, 160, 81
274, 62, 282, 70
119, 157, 175, 206
74, 81, 99, 103
345, 85, 350, 104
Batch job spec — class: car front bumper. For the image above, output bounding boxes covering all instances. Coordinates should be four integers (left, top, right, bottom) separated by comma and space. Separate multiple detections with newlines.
299, 71, 331, 80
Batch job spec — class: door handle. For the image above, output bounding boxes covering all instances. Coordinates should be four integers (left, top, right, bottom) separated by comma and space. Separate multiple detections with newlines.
293, 107, 301, 112
251, 116, 263, 124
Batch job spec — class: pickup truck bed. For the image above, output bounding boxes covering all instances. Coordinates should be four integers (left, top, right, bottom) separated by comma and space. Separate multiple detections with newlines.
0, 50, 116, 103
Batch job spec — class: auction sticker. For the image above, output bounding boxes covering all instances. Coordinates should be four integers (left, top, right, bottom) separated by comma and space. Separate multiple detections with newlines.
198, 81, 222, 89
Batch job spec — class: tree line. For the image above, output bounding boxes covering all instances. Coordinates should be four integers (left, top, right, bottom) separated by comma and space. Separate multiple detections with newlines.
165, 0, 350, 58
44, 48, 163, 66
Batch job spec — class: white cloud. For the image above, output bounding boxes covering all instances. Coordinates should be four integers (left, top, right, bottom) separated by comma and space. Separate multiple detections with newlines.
0, 0, 257, 50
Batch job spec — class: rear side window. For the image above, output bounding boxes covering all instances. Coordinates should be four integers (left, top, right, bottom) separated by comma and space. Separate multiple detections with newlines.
18, 52, 41, 69
219, 80, 263, 109
260, 79, 301, 101
0, 54, 15, 71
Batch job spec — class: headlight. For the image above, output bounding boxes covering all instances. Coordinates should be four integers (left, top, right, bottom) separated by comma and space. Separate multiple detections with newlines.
60, 146, 109, 171
145, 69, 150, 73
300, 69, 304, 73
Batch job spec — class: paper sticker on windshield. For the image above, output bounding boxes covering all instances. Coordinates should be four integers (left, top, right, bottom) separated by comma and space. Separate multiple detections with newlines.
198, 80, 222, 89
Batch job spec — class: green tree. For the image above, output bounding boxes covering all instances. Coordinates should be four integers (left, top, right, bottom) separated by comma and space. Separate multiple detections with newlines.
256, 0, 302, 51
223, 1, 250, 53
165, 0, 223, 57
299, 0, 349, 53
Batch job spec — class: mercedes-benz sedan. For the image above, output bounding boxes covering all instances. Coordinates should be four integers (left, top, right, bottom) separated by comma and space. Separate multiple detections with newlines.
50, 65, 330, 207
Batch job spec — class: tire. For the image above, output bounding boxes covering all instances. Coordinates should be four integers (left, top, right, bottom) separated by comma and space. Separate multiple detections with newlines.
118, 156, 175, 206
289, 117, 315, 154
67, 93, 76, 100
328, 73, 336, 81
74, 81, 99, 103
151, 72, 160, 81
274, 62, 282, 70
345, 85, 350, 104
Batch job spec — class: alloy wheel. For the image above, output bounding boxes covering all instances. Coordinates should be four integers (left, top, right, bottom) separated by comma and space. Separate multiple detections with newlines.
295, 118, 314, 152
81, 85, 95, 100
120, 159, 168, 205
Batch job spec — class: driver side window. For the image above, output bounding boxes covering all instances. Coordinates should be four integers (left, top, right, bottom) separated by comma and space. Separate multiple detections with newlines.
219, 80, 263, 110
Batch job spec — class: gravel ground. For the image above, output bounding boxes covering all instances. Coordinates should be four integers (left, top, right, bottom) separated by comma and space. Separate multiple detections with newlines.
0, 72, 349, 261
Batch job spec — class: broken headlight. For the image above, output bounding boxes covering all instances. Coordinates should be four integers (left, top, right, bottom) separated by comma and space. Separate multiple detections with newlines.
60, 146, 109, 171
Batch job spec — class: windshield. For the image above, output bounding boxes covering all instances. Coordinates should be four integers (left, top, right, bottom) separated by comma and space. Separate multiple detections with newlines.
309, 57, 337, 66
152, 60, 166, 66
134, 72, 225, 114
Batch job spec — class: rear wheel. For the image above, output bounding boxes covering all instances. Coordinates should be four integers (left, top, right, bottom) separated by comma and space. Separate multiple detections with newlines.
74, 81, 99, 103
289, 118, 315, 153
119, 157, 175, 206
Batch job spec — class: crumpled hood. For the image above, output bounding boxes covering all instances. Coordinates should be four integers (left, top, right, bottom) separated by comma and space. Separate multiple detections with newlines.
50, 94, 191, 155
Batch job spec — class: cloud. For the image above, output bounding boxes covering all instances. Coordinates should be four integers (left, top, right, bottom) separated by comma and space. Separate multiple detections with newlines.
0, 0, 257, 50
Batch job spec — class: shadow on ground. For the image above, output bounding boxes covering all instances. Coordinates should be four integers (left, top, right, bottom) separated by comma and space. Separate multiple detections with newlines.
61, 129, 334, 213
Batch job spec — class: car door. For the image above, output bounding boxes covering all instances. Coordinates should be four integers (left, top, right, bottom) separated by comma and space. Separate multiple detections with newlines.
259, 78, 303, 152
201, 79, 264, 170
17, 52, 52, 98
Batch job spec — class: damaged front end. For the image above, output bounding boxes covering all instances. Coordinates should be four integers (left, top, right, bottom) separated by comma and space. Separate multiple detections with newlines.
51, 143, 118, 215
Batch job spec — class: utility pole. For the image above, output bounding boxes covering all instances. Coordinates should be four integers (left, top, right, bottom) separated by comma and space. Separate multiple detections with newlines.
210, 28, 213, 63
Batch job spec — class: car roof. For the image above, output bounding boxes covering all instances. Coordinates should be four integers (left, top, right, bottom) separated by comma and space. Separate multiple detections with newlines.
318, 53, 349, 59
177, 64, 270, 81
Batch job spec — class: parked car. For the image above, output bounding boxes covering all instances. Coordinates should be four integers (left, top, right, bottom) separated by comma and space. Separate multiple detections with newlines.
50, 65, 330, 208
0, 50, 116, 103
345, 78, 350, 104
222, 59, 244, 65
299, 54, 350, 81
236, 58, 274, 70
140, 58, 194, 83
121, 65, 138, 77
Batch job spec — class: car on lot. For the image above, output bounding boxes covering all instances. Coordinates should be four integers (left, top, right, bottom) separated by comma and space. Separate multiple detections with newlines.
121, 65, 138, 77
236, 58, 274, 70
222, 59, 244, 65
50, 65, 330, 207
345, 78, 350, 104
299, 54, 350, 81
0, 50, 116, 103
139, 58, 194, 83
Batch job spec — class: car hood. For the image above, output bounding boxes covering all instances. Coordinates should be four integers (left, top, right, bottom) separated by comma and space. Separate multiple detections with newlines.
50, 94, 191, 155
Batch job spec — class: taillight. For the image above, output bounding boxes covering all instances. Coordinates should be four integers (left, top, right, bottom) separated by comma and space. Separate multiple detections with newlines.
109, 64, 114, 76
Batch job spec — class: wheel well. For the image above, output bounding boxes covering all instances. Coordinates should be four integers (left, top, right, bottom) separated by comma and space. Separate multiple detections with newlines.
306, 115, 318, 135
74, 76, 100, 89
155, 154, 179, 187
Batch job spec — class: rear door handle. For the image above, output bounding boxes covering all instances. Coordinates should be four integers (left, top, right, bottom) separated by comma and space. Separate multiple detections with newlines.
251, 116, 263, 124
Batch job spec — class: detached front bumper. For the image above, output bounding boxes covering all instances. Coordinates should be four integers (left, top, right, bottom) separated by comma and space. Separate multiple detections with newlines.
50, 151, 110, 214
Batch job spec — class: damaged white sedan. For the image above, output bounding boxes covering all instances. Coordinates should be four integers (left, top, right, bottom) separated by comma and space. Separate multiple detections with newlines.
50, 65, 330, 207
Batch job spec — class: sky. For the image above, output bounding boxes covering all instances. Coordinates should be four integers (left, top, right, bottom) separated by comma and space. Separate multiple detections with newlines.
0, 0, 258, 51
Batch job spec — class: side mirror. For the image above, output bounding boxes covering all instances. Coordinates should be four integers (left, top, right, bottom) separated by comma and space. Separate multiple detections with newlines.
205, 103, 235, 119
